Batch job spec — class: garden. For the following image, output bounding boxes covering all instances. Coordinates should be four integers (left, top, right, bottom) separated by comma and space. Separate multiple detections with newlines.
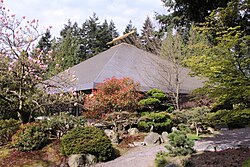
0, 0, 250, 167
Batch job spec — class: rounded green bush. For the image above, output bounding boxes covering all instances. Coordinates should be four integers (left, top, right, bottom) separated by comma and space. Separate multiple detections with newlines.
61, 126, 114, 162
138, 112, 172, 133
0, 119, 20, 146
11, 123, 48, 151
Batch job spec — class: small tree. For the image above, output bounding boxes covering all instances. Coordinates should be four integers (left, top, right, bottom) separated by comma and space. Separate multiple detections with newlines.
84, 77, 142, 119
0, 1, 78, 123
160, 32, 184, 110
166, 130, 194, 156
138, 88, 169, 111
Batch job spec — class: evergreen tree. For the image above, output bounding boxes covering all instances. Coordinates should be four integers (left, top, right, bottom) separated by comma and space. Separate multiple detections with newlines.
156, 0, 230, 36
122, 20, 142, 48
141, 16, 161, 55
109, 20, 119, 38
53, 20, 82, 70
37, 30, 52, 52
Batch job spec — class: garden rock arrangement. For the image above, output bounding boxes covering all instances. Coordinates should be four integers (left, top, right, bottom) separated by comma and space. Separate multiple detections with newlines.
143, 132, 162, 146
68, 154, 97, 167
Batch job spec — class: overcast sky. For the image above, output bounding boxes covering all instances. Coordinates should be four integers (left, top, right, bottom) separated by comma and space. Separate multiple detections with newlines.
4, 0, 165, 37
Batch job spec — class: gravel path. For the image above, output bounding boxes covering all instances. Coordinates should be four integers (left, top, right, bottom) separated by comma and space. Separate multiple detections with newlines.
194, 127, 250, 152
92, 145, 167, 167
92, 127, 250, 167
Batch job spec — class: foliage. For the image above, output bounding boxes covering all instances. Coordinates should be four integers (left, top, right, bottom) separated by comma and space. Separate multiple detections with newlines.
61, 126, 114, 162
121, 20, 141, 48
0, 119, 20, 146
172, 107, 210, 135
41, 113, 85, 139
156, 0, 230, 35
103, 111, 139, 132
185, 5, 250, 107
139, 88, 170, 111
138, 98, 161, 107
53, 14, 120, 70
37, 30, 53, 52
0, 1, 78, 123
155, 151, 168, 167
166, 130, 194, 156
147, 88, 165, 96
84, 77, 142, 119
141, 16, 161, 55
12, 123, 48, 151
208, 108, 250, 128
242, 159, 250, 167
138, 112, 172, 133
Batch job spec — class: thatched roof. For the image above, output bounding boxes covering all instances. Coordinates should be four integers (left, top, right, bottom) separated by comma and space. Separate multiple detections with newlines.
47, 43, 204, 93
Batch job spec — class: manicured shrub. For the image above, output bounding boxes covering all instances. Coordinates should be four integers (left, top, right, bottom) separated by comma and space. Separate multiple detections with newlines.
11, 123, 48, 151
147, 88, 165, 96
84, 77, 142, 119
165, 130, 194, 156
138, 98, 161, 106
139, 88, 171, 112
0, 119, 20, 146
61, 126, 115, 162
138, 112, 172, 133
41, 113, 85, 138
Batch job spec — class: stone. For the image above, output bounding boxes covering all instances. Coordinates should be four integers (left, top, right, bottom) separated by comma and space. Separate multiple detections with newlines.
207, 127, 215, 134
85, 154, 97, 165
214, 124, 229, 131
133, 141, 145, 147
171, 127, 178, 132
68, 154, 97, 167
104, 129, 119, 144
161, 132, 169, 143
128, 128, 139, 135
68, 154, 85, 167
144, 132, 161, 146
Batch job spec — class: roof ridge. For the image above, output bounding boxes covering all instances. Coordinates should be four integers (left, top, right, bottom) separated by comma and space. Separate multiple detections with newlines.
93, 44, 121, 82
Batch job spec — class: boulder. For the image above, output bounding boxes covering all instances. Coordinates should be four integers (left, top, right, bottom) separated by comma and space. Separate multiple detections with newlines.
161, 132, 169, 143
104, 129, 119, 144
128, 128, 139, 135
144, 132, 161, 146
68, 154, 97, 167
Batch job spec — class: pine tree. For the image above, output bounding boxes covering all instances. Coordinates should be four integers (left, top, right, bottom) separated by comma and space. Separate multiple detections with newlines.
141, 16, 161, 55
122, 20, 142, 48
109, 20, 119, 39
37, 30, 52, 52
